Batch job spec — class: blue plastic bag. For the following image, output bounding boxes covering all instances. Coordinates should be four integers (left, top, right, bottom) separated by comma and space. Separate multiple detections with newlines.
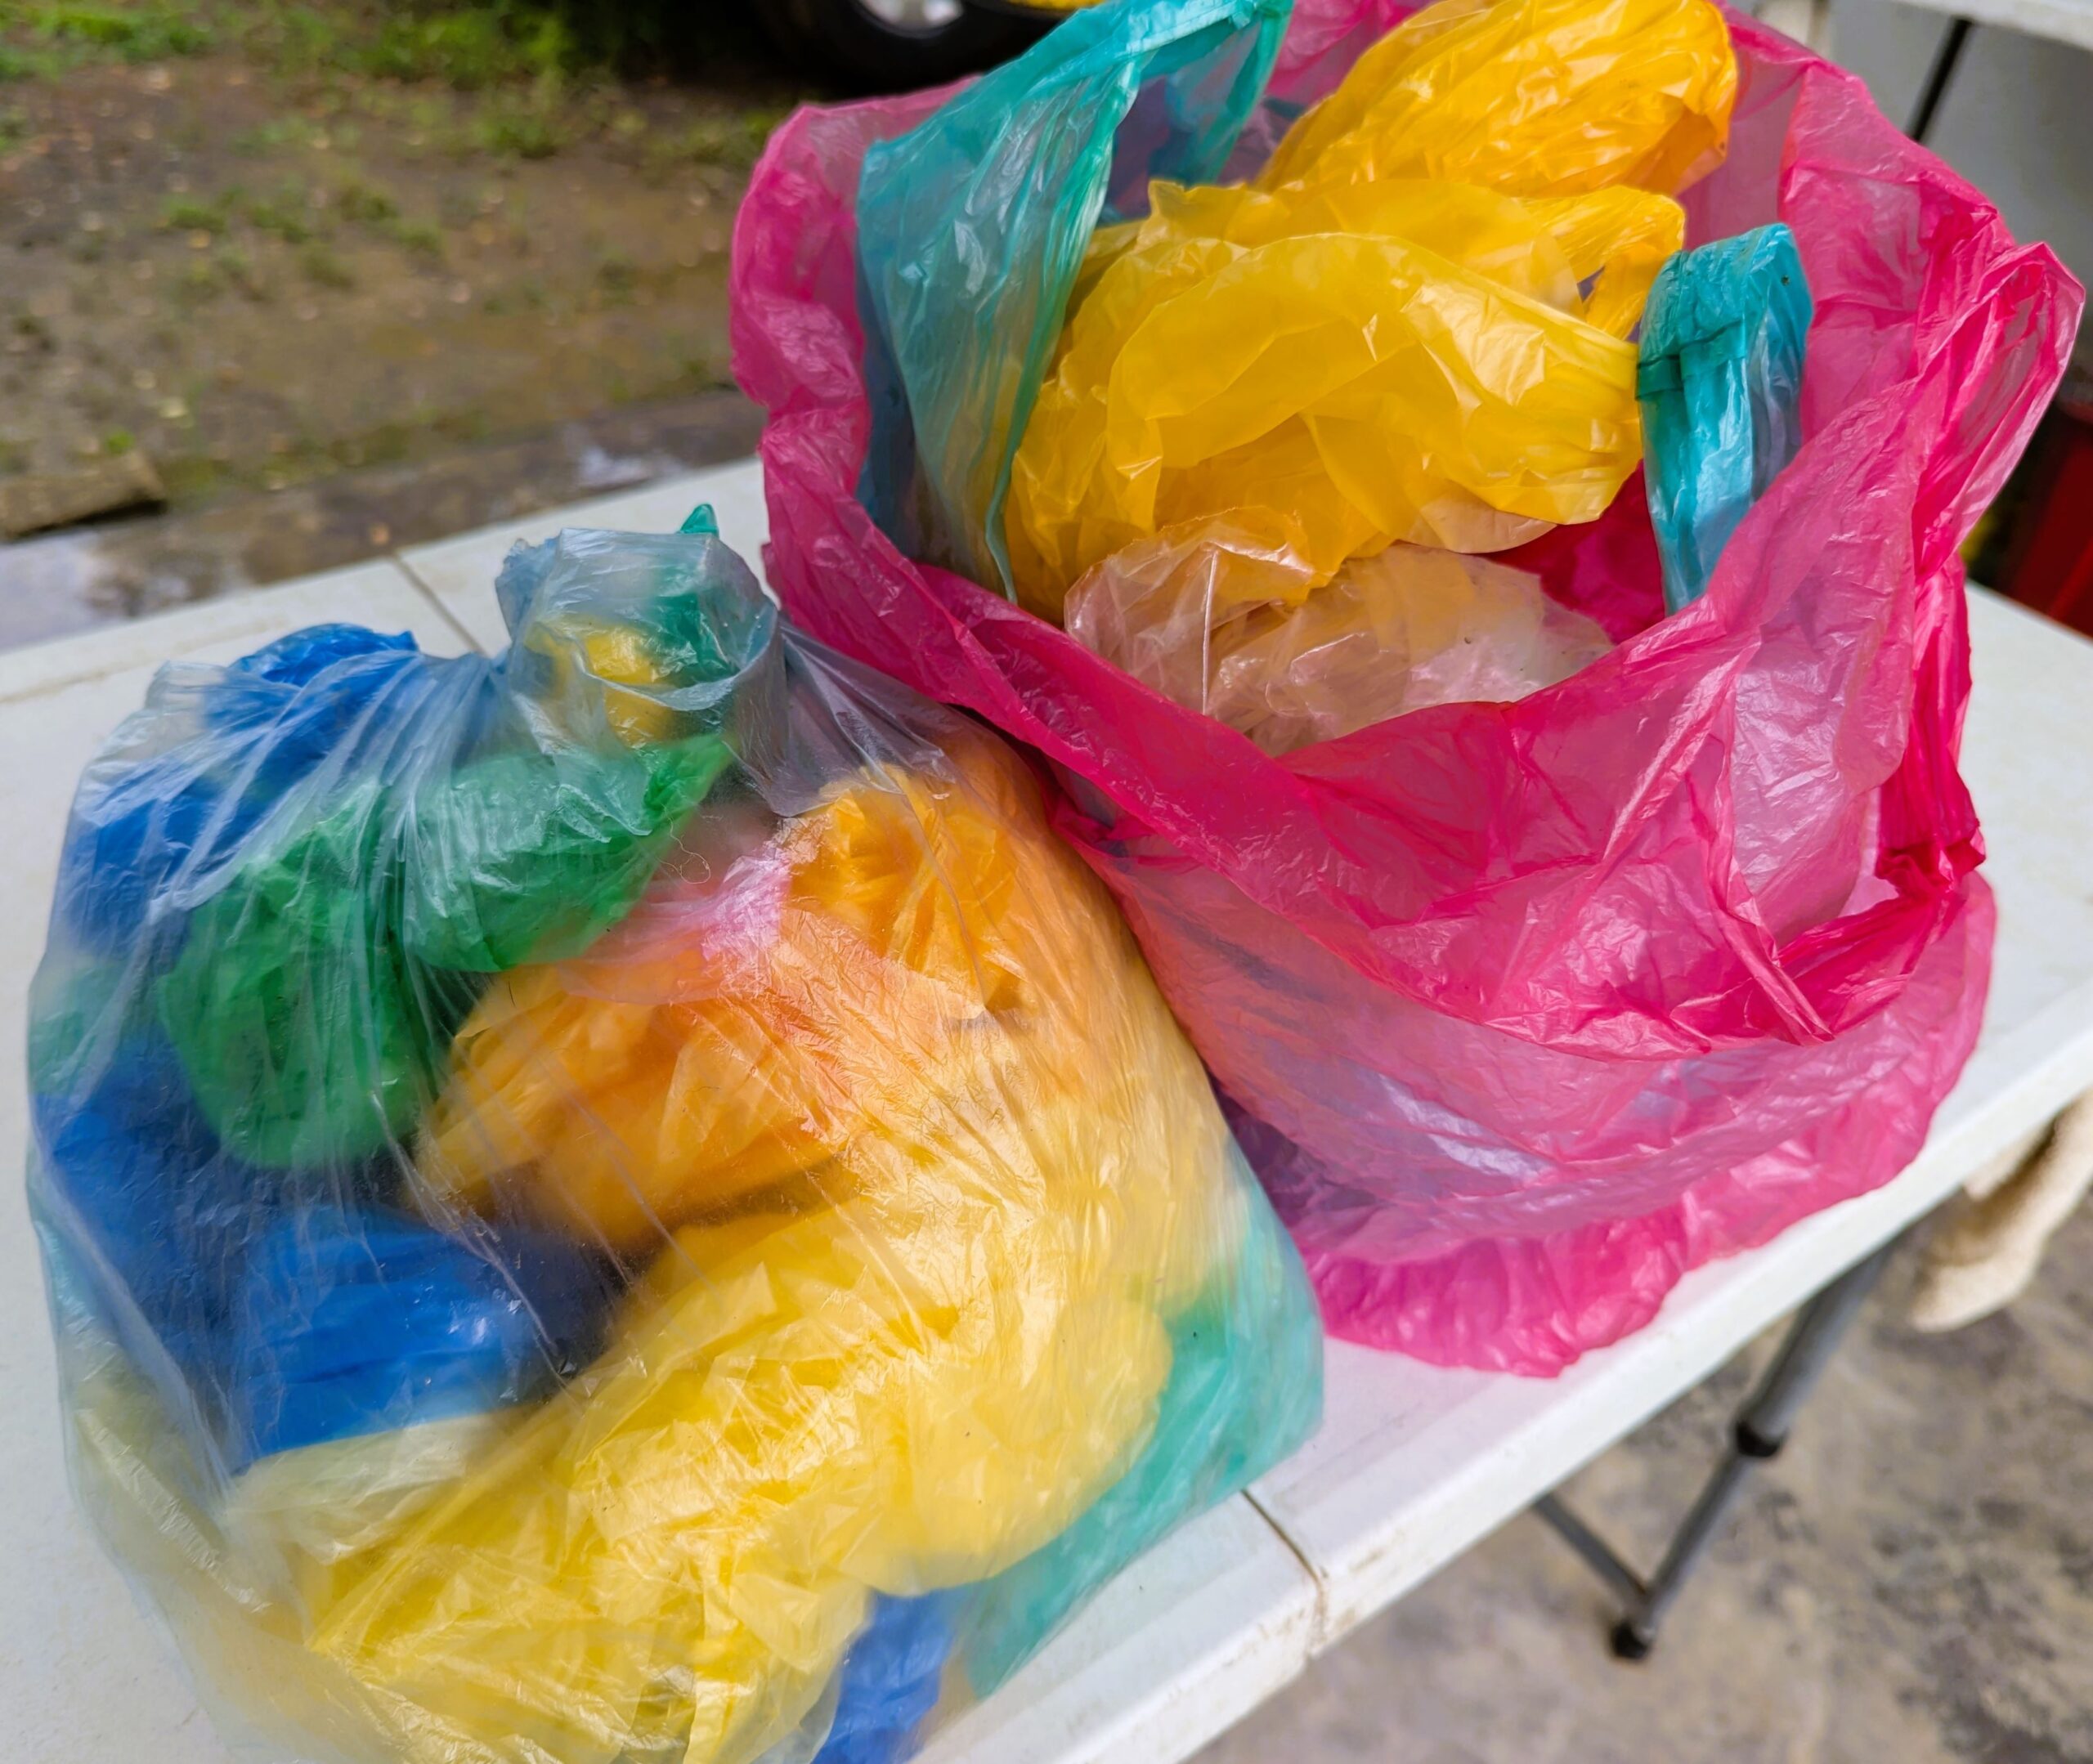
1637, 221, 1812, 612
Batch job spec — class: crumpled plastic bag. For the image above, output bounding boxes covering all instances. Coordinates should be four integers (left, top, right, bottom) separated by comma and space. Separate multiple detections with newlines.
28, 516, 1321, 1762
1638, 220, 1813, 611
1004, 176, 1680, 616
858, 0, 1727, 620
731, 0, 2081, 1370
1067, 520, 1613, 752
1257, 0, 1737, 199
861, 0, 1715, 761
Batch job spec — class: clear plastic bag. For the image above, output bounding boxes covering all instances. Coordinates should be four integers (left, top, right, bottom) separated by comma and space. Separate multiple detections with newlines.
29, 515, 1321, 1761
732, 0, 2081, 1370
1066, 522, 1612, 753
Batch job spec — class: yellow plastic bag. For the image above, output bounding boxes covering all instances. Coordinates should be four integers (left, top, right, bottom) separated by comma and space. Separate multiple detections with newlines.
418, 735, 1217, 1268
1259, 0, 1737, 199
1006, 178, 1675, 618
998, 0, 1734, 751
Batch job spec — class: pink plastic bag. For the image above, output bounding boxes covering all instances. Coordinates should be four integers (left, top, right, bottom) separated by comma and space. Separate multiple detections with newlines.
731, 3, 2082, 1372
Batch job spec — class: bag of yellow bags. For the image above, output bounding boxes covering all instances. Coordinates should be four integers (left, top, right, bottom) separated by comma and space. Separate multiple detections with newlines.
839, 0, 1731, 749
27, 509, 1321, 1764
991, 0, 1727, 742
735, 0, 2076, 1372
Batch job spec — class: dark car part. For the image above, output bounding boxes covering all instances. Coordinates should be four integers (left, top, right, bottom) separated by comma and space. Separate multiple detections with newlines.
762, 0, 1051, 92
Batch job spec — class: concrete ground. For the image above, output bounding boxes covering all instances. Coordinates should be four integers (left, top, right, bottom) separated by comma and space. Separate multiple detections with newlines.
1196, 1202, 2093, 1764
0, 3, 795, 647
0, 386, 760, 648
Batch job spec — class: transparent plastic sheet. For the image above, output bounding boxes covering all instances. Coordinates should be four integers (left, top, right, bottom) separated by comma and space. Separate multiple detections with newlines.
1065, 524, 1614, 754
1637, 221, 1813, 612
27, 518, 1322, 1761
732, 0, 2081, 1373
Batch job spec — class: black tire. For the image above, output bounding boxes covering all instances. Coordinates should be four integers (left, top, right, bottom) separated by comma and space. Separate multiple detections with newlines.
761, 0, 1048, 93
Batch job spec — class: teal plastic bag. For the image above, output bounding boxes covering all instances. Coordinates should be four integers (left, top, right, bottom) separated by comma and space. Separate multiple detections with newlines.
855, 0, 1291, 593
957, 1155, 1320, 1693
1636, 221, 1813, 613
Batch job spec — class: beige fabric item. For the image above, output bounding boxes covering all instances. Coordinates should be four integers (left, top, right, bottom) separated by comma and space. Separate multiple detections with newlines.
1907, 1093, 2093, 1332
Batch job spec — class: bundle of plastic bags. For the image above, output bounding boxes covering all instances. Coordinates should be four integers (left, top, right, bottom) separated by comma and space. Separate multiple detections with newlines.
732, 0, 2081, 1368
28, 513, 1321, 1763
854, 0, 1729, 747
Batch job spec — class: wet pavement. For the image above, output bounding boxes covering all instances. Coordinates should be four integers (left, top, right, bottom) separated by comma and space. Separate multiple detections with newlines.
0, 386, 760, 650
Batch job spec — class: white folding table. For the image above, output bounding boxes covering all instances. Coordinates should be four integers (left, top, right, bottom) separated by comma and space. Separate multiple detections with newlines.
2, 458, 2090, 1764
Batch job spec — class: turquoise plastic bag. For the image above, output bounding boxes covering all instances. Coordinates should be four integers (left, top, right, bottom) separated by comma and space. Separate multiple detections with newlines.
1636, 221, 1812, 613
855, 0, 1290, 593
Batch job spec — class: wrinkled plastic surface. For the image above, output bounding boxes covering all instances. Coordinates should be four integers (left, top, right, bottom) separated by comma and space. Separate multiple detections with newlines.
28, 521, 1321, 1762
733, 0, 2082, 1372
1068, 526, 1614, 752
1005, 176, 1677, 615
857, 0, 1725, 621
855, 0, 1290, 593
1638, 221, 1813, 611
1257, 0, 1737, 198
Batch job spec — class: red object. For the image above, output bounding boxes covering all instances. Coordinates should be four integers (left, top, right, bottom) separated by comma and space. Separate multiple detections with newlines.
2000, 398, 2093, 632
730, 2, 2082, 1372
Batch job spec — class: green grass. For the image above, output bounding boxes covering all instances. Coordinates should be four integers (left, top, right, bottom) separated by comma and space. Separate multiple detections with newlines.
0, 0, 790, 88
678, 106, 786, 170
244, 185, 316, 242
297, 240, 354, 288
473, 87, 563, 158
360, 7, 567, 87
19, 3, 213, 60
161, 192, 229, 232
0, 0, 803, 174
380, 213, 443, 258
331, 177, 447, 259
332, 176, 395, 223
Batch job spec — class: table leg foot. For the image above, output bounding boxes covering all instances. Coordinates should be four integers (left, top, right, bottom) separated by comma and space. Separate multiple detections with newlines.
1609, 1617, 1655, 1662
1532, 1237, 1901, 1658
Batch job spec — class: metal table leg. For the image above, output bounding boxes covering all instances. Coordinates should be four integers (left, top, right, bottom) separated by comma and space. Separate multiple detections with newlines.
1533, 1236, 1901, 1660
1908, 16, 1974, 145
